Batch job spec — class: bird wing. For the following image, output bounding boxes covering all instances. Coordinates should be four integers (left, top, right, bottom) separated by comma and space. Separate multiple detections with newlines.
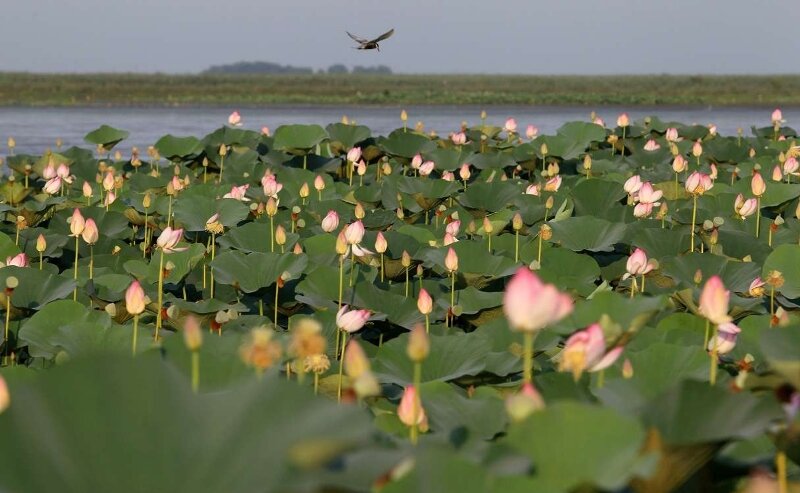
371, 28, 395, 43
346, 31, 368, 43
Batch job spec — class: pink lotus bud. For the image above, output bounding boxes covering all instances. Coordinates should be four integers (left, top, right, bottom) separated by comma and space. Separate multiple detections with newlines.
42, 164, 56, 180
5, 253, 28, 268
183, 315, 203, 351
170, 175, 184, 193
69, 208, 86, 237
672, 155, 688, 173
707, 322, 741, 355
543, 175, 562, 192
459, 163, 471, 181
375, 232, 388, 254
692, 140, 703, 157
616, 113, 630, 127
43, 176, 61, 195
441, 171, 455, 181
228, 111, 242, 126
451, 132, 466, 145
698, 275, 731, 325
444, 247, 458, 273
56, 163, 70, 179
336, 305, 371, 333
397, 385, 428, 431
81, 218, 99, 245
525, 125, 538, 139
417, 288, 433, 315
559, 323, 606, 380
125, 279, 146, 315
343, 220, 365, 245
593, 117, 605, 127
505, 382, 545, 422
771, 165, 783, 182
665, 127, 679, 142
443, 232, 458, 246
782, 157, 798, 175
772, 108, 784, 124
156, 226, 187, 253
411, 154, 423, 170
102, 171, 115, 192
313, 175, 326, 192
503, 267, 573, 333
321, 210, 339, 233
637, 182, 662, 204
104, 191, 117, 207
643, 139, 660, 151
623, 175, 642, 196
0, 375, 9, 414
347, 147, 362, 163
419, 160, 435, 176
525, 183, 540, 196
343, 339, 370, 378
261, 126, 270, 136
751, 172, 766, 197
356, 160, 367, 176
504, 118, 518, 133
261, 173, 283, 198
625, 248, 656, 277
82, 181, 93, 198
709, 163, 718, 180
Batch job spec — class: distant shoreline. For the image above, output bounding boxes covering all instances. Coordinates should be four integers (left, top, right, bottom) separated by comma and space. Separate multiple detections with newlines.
2, 73, 799, 107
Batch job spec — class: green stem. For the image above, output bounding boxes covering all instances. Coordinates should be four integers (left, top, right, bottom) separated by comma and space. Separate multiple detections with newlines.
709, 324, 719, 385
155, 249, 165, 340
777, 450, 788, 493
425, 313, 429, 334
4, 294, 11, 364
269, 216, 274, 253
274, 282, 280, 328
89, 245, 94, 280
411, 360, 422, 445
38, 252, 43, 271
210, 234, 216, 299
690, 195, 697, 252
132, 314, 139, 357
380, 253, 384, 283
770, 286, 775, 317
405, 268, 410, 298
337, 331, 348, 402
523, 332, 534, 384
703, 319, 710, 348
450, 271, 455, 327
514, 231, 519, 263
73, 236, 79, 301
755, 197, 761, 238
191, 351, 200, 393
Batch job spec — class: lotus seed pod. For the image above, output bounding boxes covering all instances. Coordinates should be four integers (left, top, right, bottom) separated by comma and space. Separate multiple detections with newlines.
296, 218, 306, 229
713, 217, 725, 228
774, 215, 785, 226
407, 324, 430, 362
703, 220, 715, 231
5, 276, 18, 290
304, 354, 330, 374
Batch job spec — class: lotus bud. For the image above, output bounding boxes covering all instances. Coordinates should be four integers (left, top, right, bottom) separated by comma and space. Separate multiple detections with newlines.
382, 162, 392, 175
375, 232, 388, 254
33, 234, 47, 254
772, 165, 783, 182
298, 182, 310, 200
545, 196, 554, 210
547, 162, 560, 176
0, 375, 10, 414
275, 225, 286, 247
400, 109, 408, 122
401, 250, 411, 268
397, 386, 428, 431
344, 220, 365, 245
692, 140, 703, 158
505, 383, 545, 422
321, 210, 339, 233
335, 231, 348, 255
751, 172, 766, 197
314, 175, 325, 192
343, 339, 371, 378
698, 275, 731, 325
444, 247, 458, 273
81, 218, 99, 245
504, 118, 518, 133
266, 198, 278, 217
293, 242, 303, 255
102, 171, 114, 192
104, 302, 117, 317
69, 208, 86, 237
125, 280, 146, 316
416, 264, 424, 278
354, 202, 365, 219
512, 213, 523, 231
396, 207, 405, 219
482, 216, 494, 235
540, 224, 552, 241
582, 154, 592, 172
540, 142, 548, 156
459, 163, 471, 181
616, 113, 630, 128
622, 359, 634, 379
183, 315, 203, 352
417, 288, 433, 315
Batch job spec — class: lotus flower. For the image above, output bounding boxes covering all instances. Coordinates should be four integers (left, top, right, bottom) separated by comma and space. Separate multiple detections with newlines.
698, 275, 731, 325
69, 208, 86, 237
525, 125, 539, 140
417, 288, 433, 315
672, 155, 688, 173
623, 175, 643, 196
685, 171, 713, 195
411, 154, 423, 170
503, 267, 573, 333
228, 111, 242, 126
5, 253, 28, 268
459, 163, 471, 181
125, 279, 146, 315
321, 210, 339, 233
734, 194, 758, 219
505, 382, 545, 422
56, 163, 73, 183
624, 248, 656, 278
444, 247, 458, 272
443, 232, 458, 246
397, 386, 428, 431
543, 175, 562, 192
419, 160, 435, 176
42, 163, 56, 180
748, 277, 766, 297
81, 218, 99, 245
772, 108, 784, 124
223, 184, 251, 201
261, 126, 270, 136
617, 113, 630, 127
504, 118, 518, 133
261, 173, 283, 198
525, 183, 541, 196
559, 323, 623, 380
633, 202, 654, 219
445, 220, 461, 236
783, 157, 798, 175
42, 176, 61, 195
169, 175, 184, 193
638, 182, 662, 204
336, 305, 371, 333
451, 132, 466, 145
665, 127, 679, 142
707, 321, 741, 355
156, 226, 187, 253
104, 191, 117, 207
343, 220, 365, 245
643, 139, 660, 151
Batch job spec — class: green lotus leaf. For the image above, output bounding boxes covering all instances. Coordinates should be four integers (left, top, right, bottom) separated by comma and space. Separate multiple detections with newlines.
154, 134, 203, 160
210, 251, 308, 293
325, 123, 371, 149
570, 178, 626, 220
419, 381, 507, 440
759, 326, 800, 388
630, 227, 691, 259
83, 125, 129, 149
379, 130, 436, 158
382, 447, 493, 493
0, 267, 76, 310
123, 243, 206, 286
0, 232, 20, 260
549, 216, 627, 252
459, 181, 522, 212
272, 124, 328, 151
566, 290, 666, 335
762, 244, 800, 298
18, 299, 114, 359
535, 247, 601, 297
660, 253, 760, 293
202, 126, 260, 147
468, 151, 517, 170
172, 186, 251, 232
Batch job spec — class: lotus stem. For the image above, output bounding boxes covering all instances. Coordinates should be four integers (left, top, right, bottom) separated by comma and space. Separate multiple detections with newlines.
755, 197, 761, 238
259, 299, 264, 317
210, 233, 216, 299
405, 267, 410, 298
709, 324, 719, 386
523, 332, 534, 384
621, 127, 626, 155
303, 154, 307, 171
218, 155, 225, 184
640, 274, 646, 293
770, 286, 775, 318
515, 231, 520, 263
425, 313, 429, 334
349, 251, 355, 287
88, 245, 94, 280
38, 251, 43, 271
314, 373, 320, 395
630, 277, 637, 298
703, 319, 710, 348
4, 293, 11, 364
769, 226, 773, 248
690, 195, 697, 253
155, 249, 165, 340
131, 314, 139, 357
537, 228, 543, 264
269, 216, 274, 253
380, 253, 384, 283
337, 255, 344, 310
450, 271, 455, 327
73, 235, 80, 301
142, 210, 149, 258
191, 351, 199, 393
167, 195, 173, 228
411, 360, 422, 445
274, 282, 280, 328
777, 450, 788, 493
337, 331, 347, 402
487, 233, 492, 252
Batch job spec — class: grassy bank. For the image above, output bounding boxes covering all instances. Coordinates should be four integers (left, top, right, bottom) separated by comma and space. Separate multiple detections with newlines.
1, 72, 799, 106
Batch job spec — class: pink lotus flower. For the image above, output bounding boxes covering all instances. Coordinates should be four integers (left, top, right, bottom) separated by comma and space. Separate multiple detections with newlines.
417, 288, 433, 315
623, 175, 643, 196
441, 171, 455, 182
503, 267, 573, 332
771, 165, 783, 182
374, 232, 388, 254
504, 118, 518, 133
525, 125, 539, 140
347, 147, 362, 163
543, 175, 562, 193
616, 113, 630, 128
451, 132, 466, 145
42, 164, 56, 180
125, 279, 146, 316
102, 171, 115, 192
343, 220, 365, 245
707, 124, 717, 136
69, 208, 86, 237
42, 177, 61, 195
592, 117, 605, 127
261, 126, 270, 136
751, 172, 766, 197
783, 157, 799, 175
314, 175, 326, 191
170, 175, 184, 193
624, 248, 656, 278
643, 139, 660, 151
692, 140, 703, 157
419, 160, 435, 176
56, 163, 73, 183
445, 220, 461, 236
637, 182, 662, 204
351, 244, 374, 257
82, 181, 93, 198
772, 108, 784, 124
336, 305, 371, 333
5, 253, 28, 268
156, 226, 187, 253
104, 191, 117, 207
321, 210, 339, 233
707, 322, 741, 355
444, 247, 459, 272
633, 202, 654, 218
525, 183, 540, 196
223, 184, 251, 201
81, 218, 99, 245
443, 232, 458, 246
685, 171, 713, 195
411, 154, 423, 170
734, 194, 758, 219
699, 275, 731, 325
665, 127, 679, 142
397, 385, 428, 430
672, 155, 688, 173
261, 173, 283, 199
559, 323, 622, 380
748, 277, 766, 297
459, 163, 471, 181
228, 111, 242, 127
709, 163, 718, 181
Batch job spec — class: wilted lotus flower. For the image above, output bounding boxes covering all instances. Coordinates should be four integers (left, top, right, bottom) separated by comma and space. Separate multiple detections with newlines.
772, 108, 784, 124
543, 175, 562, 193
707, 322, 741, 355
156, 226, 188, 253
748, 277, 766, 297
624, 248, 656, 278
239, 328, 283, 372
261, 173, 283, 198
5, 253, 28, 268
665, 127, 679, 142
125, 279, 146, 315
525, 183, 541, 196
672, 155, 688, 173
751, 172, 766, 197
504, 118, 518, 133
419, 160, 435, 176
346, 146, 362, 163
685, 171, 713, 195
343, 220, 365, 245
451, 132, 466, 145
228, 111, 242, 126
321, 210, 339, 232
503, 267, 573, 333
42, 176, 61, 195
623, 175, 643, 197
643, 139, 660, 151
559, 323, 623, 380
336, 305, 371, 333
699, 275, 731, 325
397, 385, 429, 431
81, 218, 99, 245
525, 125, 539, 140
223, 184, 251, 201
734, 194, 758, 219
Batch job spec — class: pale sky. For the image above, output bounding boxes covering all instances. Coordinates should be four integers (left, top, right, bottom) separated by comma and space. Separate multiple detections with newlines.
2, 0, 798, 74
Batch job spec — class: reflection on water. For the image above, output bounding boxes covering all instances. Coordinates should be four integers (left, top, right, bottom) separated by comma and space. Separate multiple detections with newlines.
0, 105, 792, 157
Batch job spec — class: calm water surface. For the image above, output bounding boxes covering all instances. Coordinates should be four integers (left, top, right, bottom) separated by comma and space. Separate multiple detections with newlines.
0, 105, 794, 157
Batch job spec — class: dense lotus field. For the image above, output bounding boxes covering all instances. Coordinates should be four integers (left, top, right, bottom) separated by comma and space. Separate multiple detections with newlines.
0, 110, 798, 492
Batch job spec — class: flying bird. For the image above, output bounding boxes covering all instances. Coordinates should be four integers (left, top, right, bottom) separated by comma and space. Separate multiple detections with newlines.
346, 29, 395, 51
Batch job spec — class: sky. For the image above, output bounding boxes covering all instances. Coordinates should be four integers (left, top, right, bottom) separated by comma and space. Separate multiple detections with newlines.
2, 0, 799, 74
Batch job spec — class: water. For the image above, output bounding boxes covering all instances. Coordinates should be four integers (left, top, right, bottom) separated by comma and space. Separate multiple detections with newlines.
0, 105, 793, 157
